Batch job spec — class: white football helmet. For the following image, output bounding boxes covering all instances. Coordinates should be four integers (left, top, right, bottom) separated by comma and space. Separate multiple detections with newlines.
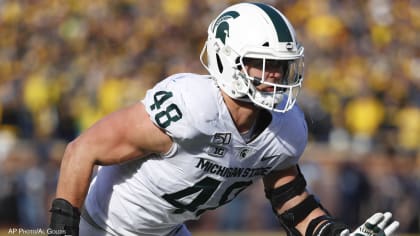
200, 3, 304, 112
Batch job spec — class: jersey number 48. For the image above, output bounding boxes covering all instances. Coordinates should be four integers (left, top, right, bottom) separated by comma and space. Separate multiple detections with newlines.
150, 91, 183, 128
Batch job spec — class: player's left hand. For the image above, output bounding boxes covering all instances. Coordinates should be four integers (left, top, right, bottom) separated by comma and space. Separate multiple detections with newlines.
340, 212, 399, 236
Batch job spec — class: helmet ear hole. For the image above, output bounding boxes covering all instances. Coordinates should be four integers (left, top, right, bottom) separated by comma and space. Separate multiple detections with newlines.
216, 54, 223, 73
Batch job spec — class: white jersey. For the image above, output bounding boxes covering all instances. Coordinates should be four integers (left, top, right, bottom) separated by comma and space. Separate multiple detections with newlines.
84, 73, 308, 236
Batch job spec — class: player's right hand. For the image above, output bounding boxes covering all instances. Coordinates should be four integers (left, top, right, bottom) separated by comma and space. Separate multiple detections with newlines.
339, 212, 399, 236
48, 198, 80, 236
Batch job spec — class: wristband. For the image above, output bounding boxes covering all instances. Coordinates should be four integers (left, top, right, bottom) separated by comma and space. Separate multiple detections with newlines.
49, 198, 80, 236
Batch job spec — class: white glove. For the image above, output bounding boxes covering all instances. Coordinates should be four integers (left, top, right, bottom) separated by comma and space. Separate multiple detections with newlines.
340, 212, 400, 236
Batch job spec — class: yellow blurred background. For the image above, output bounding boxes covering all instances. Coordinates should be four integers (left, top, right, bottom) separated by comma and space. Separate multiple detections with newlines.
0, 0, 418, 234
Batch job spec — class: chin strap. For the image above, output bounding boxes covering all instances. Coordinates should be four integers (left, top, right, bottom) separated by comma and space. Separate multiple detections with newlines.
232, 71, 284, 110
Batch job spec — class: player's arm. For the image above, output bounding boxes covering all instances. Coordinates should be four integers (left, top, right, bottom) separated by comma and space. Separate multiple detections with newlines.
49, 102, 172, 235
263, 165, 399, 236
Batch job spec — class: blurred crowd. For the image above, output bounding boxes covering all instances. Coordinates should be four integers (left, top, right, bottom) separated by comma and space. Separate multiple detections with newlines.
0, 0, 418, 233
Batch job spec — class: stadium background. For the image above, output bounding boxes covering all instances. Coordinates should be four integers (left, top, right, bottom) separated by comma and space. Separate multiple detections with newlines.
0, 0, 418, 235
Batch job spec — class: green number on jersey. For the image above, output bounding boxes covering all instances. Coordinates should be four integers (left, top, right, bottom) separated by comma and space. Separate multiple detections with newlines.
150, 90, 182, 128
162, 177, 220, 214
162, 177, 252, 216
150, 91, 173, 110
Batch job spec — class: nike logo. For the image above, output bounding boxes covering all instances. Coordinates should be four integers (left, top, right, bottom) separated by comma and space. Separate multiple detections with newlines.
261, 154, 281, 162
261, 154, 291, 162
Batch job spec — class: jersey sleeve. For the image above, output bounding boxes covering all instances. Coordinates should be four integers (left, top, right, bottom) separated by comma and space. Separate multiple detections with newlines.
141, 74, 200, 141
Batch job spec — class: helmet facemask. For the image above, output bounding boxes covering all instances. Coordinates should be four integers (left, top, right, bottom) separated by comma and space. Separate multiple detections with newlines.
233, 52, 304, 112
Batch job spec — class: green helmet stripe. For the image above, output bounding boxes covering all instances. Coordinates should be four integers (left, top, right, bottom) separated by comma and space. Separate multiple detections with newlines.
251, 3, 293, 42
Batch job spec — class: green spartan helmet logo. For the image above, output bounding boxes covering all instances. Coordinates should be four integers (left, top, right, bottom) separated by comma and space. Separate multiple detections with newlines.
212, 11, 240, 44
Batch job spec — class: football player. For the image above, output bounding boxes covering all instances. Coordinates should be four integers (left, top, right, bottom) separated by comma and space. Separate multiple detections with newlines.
48, 3, 399, 236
